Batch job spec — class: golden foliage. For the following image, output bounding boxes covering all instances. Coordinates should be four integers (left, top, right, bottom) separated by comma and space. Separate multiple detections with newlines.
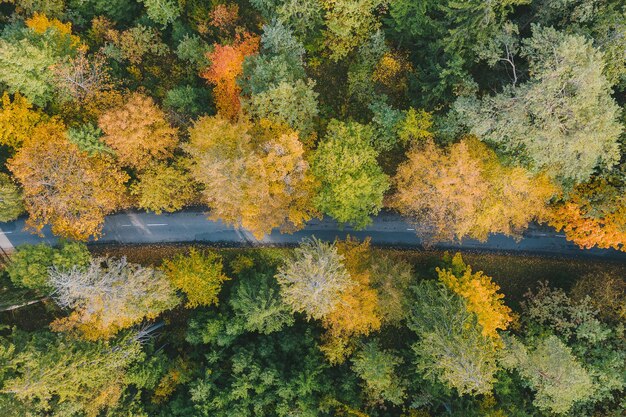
372, 51, 412, 96
7, 121, 128, 240
26, 12, 83, 50
131, 162, 196, 214
161, 248, 230, 308
99, 93, 178, 169
548, 176, 626, 251
392, 137, 556, 242
321, 237, 381, 363
0, 92, 42, 148
186, 116, 318, 238
202, 33, 259, 119
438, 253, 512, 340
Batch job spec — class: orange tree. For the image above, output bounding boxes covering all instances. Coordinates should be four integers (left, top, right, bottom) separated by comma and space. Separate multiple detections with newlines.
202, 33, 259, 119
8, 120, 128, 240
549, 173, 626, 251
98, 93, 178, 170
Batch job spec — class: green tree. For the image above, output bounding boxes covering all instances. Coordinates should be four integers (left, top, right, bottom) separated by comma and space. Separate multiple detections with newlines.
501, 335, 594, 414
230, 266, 294, 334
66, 123, 114, 156
275, 237, 351, 320
321, 0, 385, 61
453, 26, 623, 185
517, 282, 626, 409
188, 329, 332, 417
175, 35, 211, 71
311, 120, 389, 228
352, 341, 406, 405
0, 20, 78, 106
240, 22, 318, 136
1, 330, 142, 416
161, 249, 229, 309
408, 280, 498, 396
244, 79, 319, 137
0, 174, 24, 222
5, 242, 91, 294
140, 0, 181, 27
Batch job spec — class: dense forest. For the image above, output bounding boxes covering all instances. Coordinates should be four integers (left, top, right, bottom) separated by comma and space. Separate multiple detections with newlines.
0, 240, 625, 416
0, 0, 625, 416
0, 0, 624, 246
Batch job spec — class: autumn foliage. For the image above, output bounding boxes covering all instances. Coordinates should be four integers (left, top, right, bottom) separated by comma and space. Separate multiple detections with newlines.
202, 33, 259, 119
8, 121, 128, 240
186, 116, 318, 238
161, 248, 230, 308
438, 253, 513, 340
321, 237, 381, 363
98, 93, 178, 169
392, 137, 556, 242
549, 176, 626, 251
0, 92, 42, 148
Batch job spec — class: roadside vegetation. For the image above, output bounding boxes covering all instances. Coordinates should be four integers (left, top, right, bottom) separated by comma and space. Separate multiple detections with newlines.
1, 240, 625, 416
0, 0, 625, 416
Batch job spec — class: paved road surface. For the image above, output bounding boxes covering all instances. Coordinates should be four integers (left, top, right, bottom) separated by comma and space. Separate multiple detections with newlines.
0, 210, 623, 260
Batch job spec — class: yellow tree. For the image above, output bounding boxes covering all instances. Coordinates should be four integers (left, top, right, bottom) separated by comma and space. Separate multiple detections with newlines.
321, 237, 381, 363
98, 93, 178, 169
0, 92, 42, 148
392, 138, 488, 242
130, 162, 196, 214
438, 253, 512, 340
8, 121, 128, 240
25, 12, 83, 50
161, 248, 230, 308
392, 137, 556, 242
467, 137, 557, 241
186, 116, 318, 238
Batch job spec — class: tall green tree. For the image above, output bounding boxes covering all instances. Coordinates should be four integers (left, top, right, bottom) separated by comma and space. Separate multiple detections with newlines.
408, 280, 498, 396
501, 335, 594, 415
311, 120, 389, 228
453, 26, 623, 185
351, 341, 405, 405
275, 237, 351, 320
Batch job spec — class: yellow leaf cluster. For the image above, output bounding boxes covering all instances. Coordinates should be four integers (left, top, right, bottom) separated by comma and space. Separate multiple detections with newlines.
372, 51, 412, 94
321, 237, 381, 363
186, 116, 318, 238
0, 92, 42, 148
99, 93, 178, 169
438, 253, 512, 340
26, 12, 83, 50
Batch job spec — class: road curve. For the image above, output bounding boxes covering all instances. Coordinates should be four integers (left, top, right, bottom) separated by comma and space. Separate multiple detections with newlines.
0, 210, 624, 260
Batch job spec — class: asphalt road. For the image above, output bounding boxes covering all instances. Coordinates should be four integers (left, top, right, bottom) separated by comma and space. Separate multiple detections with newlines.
0, 210, 624, 260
